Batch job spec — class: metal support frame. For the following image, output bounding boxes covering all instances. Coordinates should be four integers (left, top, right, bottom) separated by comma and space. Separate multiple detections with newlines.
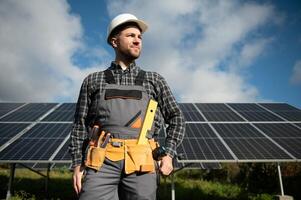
6, 163, 16, 200
171, 172, 175, 200
170, 163, 194, 200
277, 163, 285, 196
45, 163, 51, 198
5, 163, 51, 199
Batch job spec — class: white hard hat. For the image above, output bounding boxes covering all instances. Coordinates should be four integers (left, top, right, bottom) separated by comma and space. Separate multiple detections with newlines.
107, 13, 148, 44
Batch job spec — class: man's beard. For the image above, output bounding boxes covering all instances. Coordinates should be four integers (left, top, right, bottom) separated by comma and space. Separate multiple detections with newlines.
123, 49, 140, 61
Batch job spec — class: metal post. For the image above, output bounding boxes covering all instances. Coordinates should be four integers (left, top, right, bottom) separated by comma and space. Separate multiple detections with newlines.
277, 163, 284, 196
171, 172, 175, 200
45, 163, 51, 198
6, 163, 16, 200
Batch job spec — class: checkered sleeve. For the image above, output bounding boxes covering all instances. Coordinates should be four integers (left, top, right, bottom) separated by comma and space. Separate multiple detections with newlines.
155, 73, 186, 158
69, 76, 90, 169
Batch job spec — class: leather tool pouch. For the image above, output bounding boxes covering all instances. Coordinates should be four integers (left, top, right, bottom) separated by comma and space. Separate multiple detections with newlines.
85, 146, 106, 171
125, 142, 155, 174
85, 131, 106, 171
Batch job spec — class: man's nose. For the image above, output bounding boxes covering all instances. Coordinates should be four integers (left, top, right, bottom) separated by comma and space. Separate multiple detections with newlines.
133, 37, 141, 45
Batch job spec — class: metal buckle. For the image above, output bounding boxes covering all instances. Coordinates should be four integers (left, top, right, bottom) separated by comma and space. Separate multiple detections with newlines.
111, 141, 123, 147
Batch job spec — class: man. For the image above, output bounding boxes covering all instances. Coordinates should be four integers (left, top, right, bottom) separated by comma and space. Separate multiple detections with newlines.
69, 13, 185, 200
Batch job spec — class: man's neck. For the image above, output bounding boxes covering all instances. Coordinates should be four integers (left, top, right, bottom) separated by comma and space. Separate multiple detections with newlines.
115, 58, 135, 70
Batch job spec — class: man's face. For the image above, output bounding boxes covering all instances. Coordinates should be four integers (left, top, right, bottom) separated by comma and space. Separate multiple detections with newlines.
112, 26, 142, 60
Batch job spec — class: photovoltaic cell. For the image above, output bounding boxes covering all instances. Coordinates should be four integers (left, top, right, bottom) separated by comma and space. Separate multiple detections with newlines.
42, 103, 76, 122
228, 103, 283, 121
0, 123, 29, 147
295, 123, 301, 129
0, 123, 72, 161
185, 123, 217, 138
0, 103, 24, 118
179, 103, 205, 122
176, 123, 234, 161
53, 140, 71, 161
213, 123, 264, 138
213, 123, 292, 160
177, 138, 234, 160
0, 103, 57, 122
255, 123, 301, 138
254, 123, 301, 159
196, 103, 244, 121
260, 103, 301, 121
272, 139, 301, 159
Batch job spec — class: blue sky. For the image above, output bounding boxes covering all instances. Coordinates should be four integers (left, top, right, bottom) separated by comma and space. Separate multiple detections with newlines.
0, 0, 300, 108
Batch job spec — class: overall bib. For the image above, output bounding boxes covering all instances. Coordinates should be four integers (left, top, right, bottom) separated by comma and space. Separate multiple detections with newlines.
80, 69, 157, 200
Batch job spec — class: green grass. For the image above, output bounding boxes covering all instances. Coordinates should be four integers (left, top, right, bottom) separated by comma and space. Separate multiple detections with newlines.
0, 166, 275, 200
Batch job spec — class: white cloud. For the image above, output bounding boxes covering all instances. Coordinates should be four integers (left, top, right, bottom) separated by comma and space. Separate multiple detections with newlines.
106, 0, 278, 102
0, 0, 100, 102
290, 60, 301, 85
0, 0, 280, 103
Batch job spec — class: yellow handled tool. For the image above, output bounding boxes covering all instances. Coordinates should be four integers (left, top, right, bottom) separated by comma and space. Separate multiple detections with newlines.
137, 99, 158, 145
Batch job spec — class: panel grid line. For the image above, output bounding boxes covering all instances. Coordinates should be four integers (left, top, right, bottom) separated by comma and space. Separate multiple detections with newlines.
256, 103, 289, 121
207, 123, 238, 161
49, 135, 70, 161
0, 103, 28, 120
250, 124, 296, 160
225, 103, 248, 121
193, 103, 208, 122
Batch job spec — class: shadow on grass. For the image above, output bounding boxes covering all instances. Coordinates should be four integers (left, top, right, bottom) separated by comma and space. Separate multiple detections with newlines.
0, 174, 77, 200
1, 174, 248, 200
157, 181, 249, 200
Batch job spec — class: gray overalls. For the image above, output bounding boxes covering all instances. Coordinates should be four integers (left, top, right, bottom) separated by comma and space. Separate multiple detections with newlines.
80, 69, 157, 200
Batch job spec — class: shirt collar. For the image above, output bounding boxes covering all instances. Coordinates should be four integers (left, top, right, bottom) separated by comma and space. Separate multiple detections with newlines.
109, 61, 137, 73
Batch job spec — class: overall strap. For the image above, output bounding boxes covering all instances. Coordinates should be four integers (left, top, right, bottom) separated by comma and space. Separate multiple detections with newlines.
135, 70, 146, 86
104, 69, 116, 84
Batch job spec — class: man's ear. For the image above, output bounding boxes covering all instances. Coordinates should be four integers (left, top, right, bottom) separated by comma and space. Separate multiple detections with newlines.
110, 37, 118, 48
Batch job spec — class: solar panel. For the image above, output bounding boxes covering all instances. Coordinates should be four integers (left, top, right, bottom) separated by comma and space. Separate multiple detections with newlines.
1, 102, 301, 169
42, 103, 76, 122
260, 103, 301, 121
176, 123, 234, 161
213, 123, 263, 138
0, 123, 71, 161
195, 103, 244, 121
178, 138, 234, 161
53, 140, 71, 161
228, 103, 283, 121
0, 103, 24, 118
255, 123, 301, 138
254, 123, 301, 159
295, 123, 301, 128
272, 139, 301, 159
212, 123, 292, 160
0, 123, 29, 147
0, 103, 57, 122
179, 103, 205, 122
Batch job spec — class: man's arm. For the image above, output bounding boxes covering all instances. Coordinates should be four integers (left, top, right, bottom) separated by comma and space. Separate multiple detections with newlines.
155, 73, 186, 175
69, 77, 90, 194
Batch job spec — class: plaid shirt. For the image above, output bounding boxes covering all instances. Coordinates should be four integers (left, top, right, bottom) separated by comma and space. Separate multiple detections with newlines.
69, 62, 185, 168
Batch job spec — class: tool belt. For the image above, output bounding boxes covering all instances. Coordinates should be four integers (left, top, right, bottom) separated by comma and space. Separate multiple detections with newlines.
85, 136, 158, 174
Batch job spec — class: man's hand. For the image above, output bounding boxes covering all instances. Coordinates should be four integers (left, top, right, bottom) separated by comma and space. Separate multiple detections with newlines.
159, 155, 173, 176
73, 165, 85, 195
